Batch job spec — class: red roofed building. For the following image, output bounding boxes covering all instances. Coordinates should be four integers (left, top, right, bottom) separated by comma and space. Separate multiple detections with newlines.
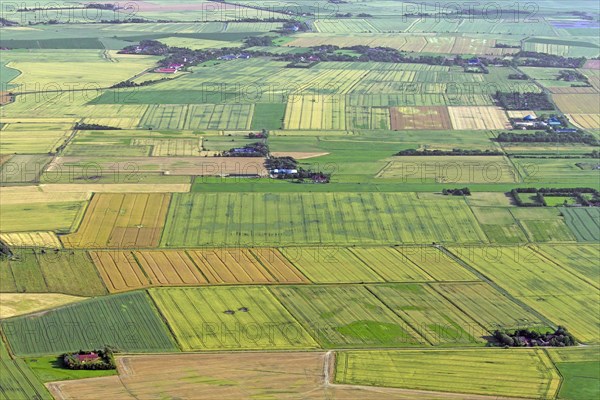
75, 352, 100, 363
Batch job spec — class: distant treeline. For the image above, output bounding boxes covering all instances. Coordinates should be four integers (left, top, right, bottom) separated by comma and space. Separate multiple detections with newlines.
442, 188, 471, 196
515, 52, 586, 68
74, 122, 121, 131
496, 131, 597, 145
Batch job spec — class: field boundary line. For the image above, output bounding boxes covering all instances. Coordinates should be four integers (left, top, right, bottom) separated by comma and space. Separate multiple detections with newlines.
363, 285, 433, 346
528, 245, 599, 290
144, 289, 185, 353
540, 348, 563, 400
438, 246, 555, 328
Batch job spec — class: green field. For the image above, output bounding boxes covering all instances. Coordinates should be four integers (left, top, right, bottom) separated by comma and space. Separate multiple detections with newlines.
335, 349, 561, 398
0, 249, 107, 296
24, 355, 117, 382
271, 285, 423, 348
0, 202, 85, 233
161, 192, 488, 247
560, 207, 600, 242
149, 287, 318, 350
2, 291, 178, 356
368, 284, 482, 345
449, 246, 600, 343
279, 247, 384, 283
0, 340, 51, 400
250, 103, 286, 130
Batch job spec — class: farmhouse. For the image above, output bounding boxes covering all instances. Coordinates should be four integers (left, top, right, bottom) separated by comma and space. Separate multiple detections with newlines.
68, 352, 100, 364
154, 67, 178, 74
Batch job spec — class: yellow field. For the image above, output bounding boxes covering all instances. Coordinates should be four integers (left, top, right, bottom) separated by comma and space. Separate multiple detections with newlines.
89, 250, 150, 293
0, 231, 62, 248
448, 107, 511, 130
39, 183, 191, 193
188, 248, 308, 284
0, 293, 85, 318
284, 95, 346, 130
81, 117, 142, 129
134, 250, 209, 286
567, 114, 600, 129
553, 93, 600, 114
0, 130, 70, 153
62, 193, 171, 248
0, 186, 90, 205
6, 51, 157, 88
506, 110, 538, 119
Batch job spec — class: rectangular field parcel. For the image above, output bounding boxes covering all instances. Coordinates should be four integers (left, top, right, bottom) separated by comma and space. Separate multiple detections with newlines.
149, 287, 318, 350
161, 193, 488, 246
336, 349, 561, 399
2, 291, 178, 356
63, 193, 170, 248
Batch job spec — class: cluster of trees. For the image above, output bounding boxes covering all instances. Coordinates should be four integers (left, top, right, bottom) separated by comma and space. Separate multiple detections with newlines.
494, 92, 554, 110
265, 156, 297, 170
511, 187, 599, 207
495, 43, 521, 49
119, 40, 169, 56
492, 327, 577, 347
508, 73, 528, 80
62, 348, 116, 370
85, 3, 118, 10
0, 18, 18, 26
442, 188, 471, 196
223, 142, 269, 157
244, 36, 273, 47
74, 122, 121, 131
515, 52, 586, 68
110, 77, 170, 88
496, 131, 597, 145
394, 148, 503, 156
266, 157, 330, 183
557, 69, 590, 86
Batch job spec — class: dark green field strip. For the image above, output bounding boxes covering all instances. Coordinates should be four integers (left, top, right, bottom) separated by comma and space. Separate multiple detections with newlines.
250, 103, 286, 130
555, 361, 600, 400
0, 249, 107, 297
1, 291, 179, 356
0, 38, 105, 49
0, 339, 52, 400
560, 207, 600, 242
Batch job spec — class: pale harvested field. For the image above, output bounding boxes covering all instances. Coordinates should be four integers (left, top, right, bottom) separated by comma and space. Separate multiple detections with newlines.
583, 60, 600, 69
0, 293, 85, 318
62, 193, 170, 248
506, 111, 538, 119
49, 156, 267, 176
448, 106, 511, 130
0, 231, 62, 248
390, 106, 452, 130
134, 250, 209, 286
39, 183, 191, 193
46, 352, 528, 400
567, 114, 600, 129
548, 86, 598, 94
0, 186, 90, 205
188, 248, 308, 284
89, 251, 150, 293
270, 152, 330, 159
553, 93, 600, 114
